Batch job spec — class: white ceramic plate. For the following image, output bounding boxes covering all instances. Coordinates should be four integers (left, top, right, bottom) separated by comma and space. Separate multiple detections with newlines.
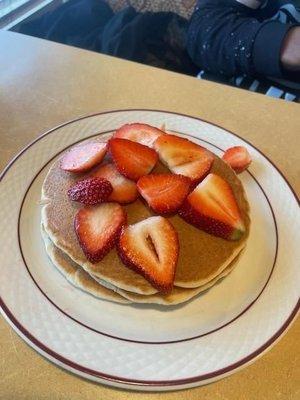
0, 109, 299, 391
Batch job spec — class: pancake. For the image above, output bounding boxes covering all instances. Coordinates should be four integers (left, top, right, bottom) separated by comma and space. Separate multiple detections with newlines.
91, 259, 238, 305
41, 135, 250, 295
41, 226, 130, 304
43, 228, 241, 305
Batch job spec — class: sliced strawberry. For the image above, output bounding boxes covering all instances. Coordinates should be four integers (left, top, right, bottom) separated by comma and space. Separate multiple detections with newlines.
91, 163, 138, 204
118, 216, 179, 293
113, 123, 164, 148
137, 174, 191, 214
109, 138, 158, 181
61, 141, 107, 173
154, 134, 214, 183
222, 146, 252, 174
68, 177, 113, 205
179, 173, 245, 241
171, 159, 213, 184
75, 203, 126, 263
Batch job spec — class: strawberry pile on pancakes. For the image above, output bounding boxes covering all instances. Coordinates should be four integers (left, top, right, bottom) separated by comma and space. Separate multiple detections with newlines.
41, 123, 251, 305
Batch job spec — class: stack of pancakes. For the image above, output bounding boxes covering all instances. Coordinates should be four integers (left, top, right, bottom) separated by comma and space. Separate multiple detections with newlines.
41, 138, 250, 306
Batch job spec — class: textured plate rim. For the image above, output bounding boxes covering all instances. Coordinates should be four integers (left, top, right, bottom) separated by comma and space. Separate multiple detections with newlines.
0, 108, 299, 390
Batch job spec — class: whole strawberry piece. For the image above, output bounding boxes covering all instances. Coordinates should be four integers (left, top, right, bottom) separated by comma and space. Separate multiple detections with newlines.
222, 146, 252, 174
179, 173, 245, 241
137, 174, 191, 214
60, 141, 107, 173
68, 177, 113, 205
118, 216, 179, 293
109, 138, 158, 181
75, 203, 126, 263
113, 123, 165, 148
154, 134, 214, 183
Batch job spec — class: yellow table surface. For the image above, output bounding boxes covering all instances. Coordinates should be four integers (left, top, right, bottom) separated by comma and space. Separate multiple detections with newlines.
0, 31, 299, 399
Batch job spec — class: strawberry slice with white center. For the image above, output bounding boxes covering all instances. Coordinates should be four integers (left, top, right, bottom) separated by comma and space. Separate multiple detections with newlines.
222, 146, 252, 174
113, 123, 165, 148
109, 138, 158, 181
154, 134, 214, 183
75, 203, 126, 263
91, 163, 138, 204
118, 216, 179, 293
61, 141, 107, 173
137, 174, 191, 214
179, 173, 245, 241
